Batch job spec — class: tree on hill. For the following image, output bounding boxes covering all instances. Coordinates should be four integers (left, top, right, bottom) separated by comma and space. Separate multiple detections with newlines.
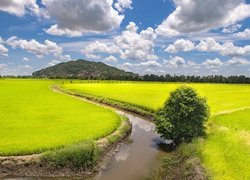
155, 86, 210, 146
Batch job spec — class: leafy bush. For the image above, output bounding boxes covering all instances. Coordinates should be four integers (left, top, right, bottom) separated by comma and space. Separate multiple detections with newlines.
155, 86, 210, 145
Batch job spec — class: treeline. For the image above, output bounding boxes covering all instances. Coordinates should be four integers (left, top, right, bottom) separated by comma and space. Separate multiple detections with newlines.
142, 74, 250, 84
1, 74, 250, 84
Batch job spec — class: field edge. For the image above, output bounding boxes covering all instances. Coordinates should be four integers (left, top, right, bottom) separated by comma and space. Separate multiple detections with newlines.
58, 85, 156, 120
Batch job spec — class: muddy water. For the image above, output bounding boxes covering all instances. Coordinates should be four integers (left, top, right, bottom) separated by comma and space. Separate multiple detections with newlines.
93, 111, 166, 180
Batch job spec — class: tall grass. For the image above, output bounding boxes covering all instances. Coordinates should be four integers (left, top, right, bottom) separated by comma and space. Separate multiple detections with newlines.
41, 140, 100, 170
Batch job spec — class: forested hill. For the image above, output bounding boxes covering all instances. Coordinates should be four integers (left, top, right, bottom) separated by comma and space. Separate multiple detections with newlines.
32, 59, 139, 80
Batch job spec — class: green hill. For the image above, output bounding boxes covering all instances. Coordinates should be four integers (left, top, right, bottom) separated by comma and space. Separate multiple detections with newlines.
32, 59, 139, 80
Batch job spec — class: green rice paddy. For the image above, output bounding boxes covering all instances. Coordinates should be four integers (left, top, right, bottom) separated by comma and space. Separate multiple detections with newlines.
62, 82, 250, 114
1, 80, 250, 179
62, 81, 250, 179
0, 79, 121, 156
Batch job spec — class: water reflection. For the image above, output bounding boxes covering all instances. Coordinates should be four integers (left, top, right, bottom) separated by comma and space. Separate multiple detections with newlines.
97, 110, 167, 180
114, 144, 130, 162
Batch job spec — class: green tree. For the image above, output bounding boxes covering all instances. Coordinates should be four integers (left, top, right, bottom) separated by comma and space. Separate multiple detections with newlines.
155, 86, 210, 145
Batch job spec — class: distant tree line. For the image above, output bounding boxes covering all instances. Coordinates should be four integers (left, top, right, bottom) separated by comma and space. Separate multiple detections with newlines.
1, 74, 250, 84
141, 74, 250, 84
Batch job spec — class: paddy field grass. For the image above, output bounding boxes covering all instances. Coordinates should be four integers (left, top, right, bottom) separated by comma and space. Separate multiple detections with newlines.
62, 81, 250, 179
62, 82, 250, 114
0, 79, 121, 156
195, 109, 250, 179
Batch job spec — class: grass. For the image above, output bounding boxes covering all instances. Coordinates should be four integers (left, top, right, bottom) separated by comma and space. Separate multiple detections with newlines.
62, 82, 250, 114
0, 79, 121, 156
194, 109, 250, 180
41, 115, 131, 170
41, 140, 100, 170
62, 81, 250, 179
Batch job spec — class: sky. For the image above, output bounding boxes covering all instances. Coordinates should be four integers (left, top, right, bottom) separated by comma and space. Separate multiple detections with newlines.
0, 0, 250, 76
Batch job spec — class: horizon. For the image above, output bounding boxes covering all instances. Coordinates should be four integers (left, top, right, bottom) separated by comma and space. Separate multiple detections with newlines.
0, 0, 250, 76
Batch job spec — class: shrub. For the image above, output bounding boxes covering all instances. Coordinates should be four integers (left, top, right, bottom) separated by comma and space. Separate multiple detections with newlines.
155, 86, 210, 145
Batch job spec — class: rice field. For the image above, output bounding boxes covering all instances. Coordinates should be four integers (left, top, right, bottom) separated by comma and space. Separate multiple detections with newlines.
196, 109, 250, 179
62, 81, 250, 179
0, 79, 121, 156
62, 82, 250, 114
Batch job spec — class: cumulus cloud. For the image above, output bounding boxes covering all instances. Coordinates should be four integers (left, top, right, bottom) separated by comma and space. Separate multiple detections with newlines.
202, 58, 223, 68
43, 0, 124, 37
104, 55, 118, 62
81, 22, 158, 61
165, 39, 195, 53
196, 38, 250, 57
57, 54, 71, 62
164, 56, 186, 68
81, 41, 119, 55
234, 28, 250, 39
114, 0, 132, 12
115, 22, 158, 61
227, 58, 250, 66
0, 0, 39, 16
136, 61, 161, 67
156, 0, 250, 36
6, 36, 62, 58
121, 62, 133, 67
165, 38, 250, 57
48, 59, 61, 66
86, 53, 101, 60
0, 44, 8, 57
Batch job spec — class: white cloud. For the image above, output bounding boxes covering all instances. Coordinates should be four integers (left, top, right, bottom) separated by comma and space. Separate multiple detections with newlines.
57, 54, 71, 62
137, 61, 161, 67
227, 58, 250, 66
6, 36, 62, 58
196, 38, 250, 57
164, 56, 185, 68
0, 44, 8, 56
165, 38, 250, 57
165, 39, 195, 53
0, 63, 8, 70
0, 37, 4, 44
104, 55, 118, 62
81, 41, 119, 55
114, 0, 132, 12
156, 0, 250, 36
45, 25, 83, 37
18, 64, 32, 69
234, 28, 250, 39
86, 53, 102, 60
122, 62, 133, 67
48, 60, 61, 66
114, 22, 158, 61
81, 22, 158, 61
202, 58, 223, 68
0, 0, 39, 16
22, 57, 30, 61
43, 0, 124, 37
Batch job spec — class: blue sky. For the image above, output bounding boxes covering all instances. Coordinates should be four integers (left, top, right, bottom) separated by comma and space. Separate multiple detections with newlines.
0, 0, 250, 76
